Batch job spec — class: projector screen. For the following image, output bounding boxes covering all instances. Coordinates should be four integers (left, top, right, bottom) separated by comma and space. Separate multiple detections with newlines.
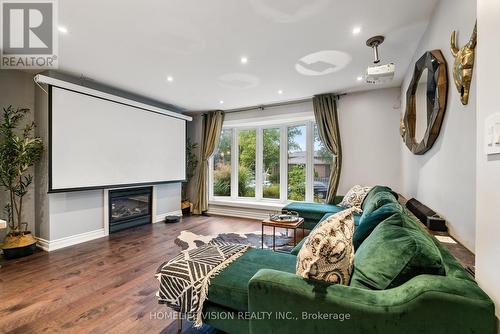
49, 86, 187, 191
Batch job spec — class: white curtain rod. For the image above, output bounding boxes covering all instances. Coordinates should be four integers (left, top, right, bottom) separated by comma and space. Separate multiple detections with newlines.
220, 93, 347, 114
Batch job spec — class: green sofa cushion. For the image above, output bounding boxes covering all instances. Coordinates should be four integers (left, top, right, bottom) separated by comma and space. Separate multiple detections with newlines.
208, 248, 296, 312
353, 202, 403, 250
350, 213, 445, 290
361, 185, 398, 212
283, 202, 344, 222
362, 191, 399, 218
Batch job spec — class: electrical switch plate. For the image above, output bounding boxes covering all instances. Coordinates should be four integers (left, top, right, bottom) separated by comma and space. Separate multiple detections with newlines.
485, 113, 500, 155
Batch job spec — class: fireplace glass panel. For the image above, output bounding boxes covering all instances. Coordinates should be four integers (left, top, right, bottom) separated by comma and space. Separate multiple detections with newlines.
109, 187, 152, 233
111, 194, 150, 221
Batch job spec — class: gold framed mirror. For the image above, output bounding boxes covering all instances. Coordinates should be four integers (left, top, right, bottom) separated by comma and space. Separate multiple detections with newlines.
402, 50, 448, 155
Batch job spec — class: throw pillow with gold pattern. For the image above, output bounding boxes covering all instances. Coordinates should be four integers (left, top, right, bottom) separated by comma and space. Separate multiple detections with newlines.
338, 185, 372, 209
296, 208, 357, 284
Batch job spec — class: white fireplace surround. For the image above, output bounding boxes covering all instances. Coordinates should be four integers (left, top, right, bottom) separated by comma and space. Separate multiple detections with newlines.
36, 184, 182, 252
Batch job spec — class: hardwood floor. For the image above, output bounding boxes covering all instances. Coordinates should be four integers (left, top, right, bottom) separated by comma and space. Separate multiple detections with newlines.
0, 215, 261, 334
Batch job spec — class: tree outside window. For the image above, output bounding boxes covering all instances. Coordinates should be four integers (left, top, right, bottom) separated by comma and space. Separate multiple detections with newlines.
263, 128, 280, 199
238, 129, 256, 197
287, 125, 306, 201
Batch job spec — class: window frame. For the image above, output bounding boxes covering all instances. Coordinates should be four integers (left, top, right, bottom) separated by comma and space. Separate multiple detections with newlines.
209, 119, 331, 205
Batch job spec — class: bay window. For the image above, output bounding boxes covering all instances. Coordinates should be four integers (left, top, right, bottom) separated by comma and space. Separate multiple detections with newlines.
210, 119, 333, 205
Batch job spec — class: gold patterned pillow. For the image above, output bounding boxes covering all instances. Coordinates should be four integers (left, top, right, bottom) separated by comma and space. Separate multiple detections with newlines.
296, 208, 357, 284
338, 185, 372, 209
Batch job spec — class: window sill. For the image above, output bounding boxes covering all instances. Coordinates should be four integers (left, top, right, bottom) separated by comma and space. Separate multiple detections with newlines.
209, 198, 287, 211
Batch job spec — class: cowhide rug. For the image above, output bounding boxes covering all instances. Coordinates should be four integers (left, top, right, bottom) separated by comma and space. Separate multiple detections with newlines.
174, 230, 295, 251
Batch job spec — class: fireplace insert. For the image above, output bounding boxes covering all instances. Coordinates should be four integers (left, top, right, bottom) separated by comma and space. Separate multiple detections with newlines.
109, 187, 152, 233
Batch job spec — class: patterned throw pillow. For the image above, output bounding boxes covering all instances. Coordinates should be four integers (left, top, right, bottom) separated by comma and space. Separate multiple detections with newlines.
338, 185, 372, 209
296, 208, 357, 284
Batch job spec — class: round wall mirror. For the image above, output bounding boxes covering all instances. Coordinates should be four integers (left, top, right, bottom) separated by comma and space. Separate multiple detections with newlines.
402, 50, 448, 155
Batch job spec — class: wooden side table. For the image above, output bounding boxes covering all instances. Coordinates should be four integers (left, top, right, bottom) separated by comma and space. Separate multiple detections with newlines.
261, 217, 304, 252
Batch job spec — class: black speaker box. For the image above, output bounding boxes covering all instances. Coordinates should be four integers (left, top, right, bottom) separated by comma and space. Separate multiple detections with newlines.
427, 216, 447, 232
406, 198, 435, 224
406, 198, 447, 232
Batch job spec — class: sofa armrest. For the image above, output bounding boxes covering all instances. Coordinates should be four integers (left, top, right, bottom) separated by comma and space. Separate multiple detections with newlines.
248, 269, 495, 334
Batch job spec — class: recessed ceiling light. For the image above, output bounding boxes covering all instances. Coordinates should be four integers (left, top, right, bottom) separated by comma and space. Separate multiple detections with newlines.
166, 76, 173, 82
278, 90, 283, 95
58, 26, 68, 34
219, 100, 224, 104
240, 56, 248, 64
357, 75, 363, 81
352, 26, 362, 35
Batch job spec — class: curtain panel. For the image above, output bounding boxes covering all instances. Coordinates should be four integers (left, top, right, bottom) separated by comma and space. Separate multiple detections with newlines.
313, 94, 342, 204
193, 110, 224, 214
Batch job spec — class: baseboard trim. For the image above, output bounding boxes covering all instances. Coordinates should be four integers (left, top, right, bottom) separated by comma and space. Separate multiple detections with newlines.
36, 228, 106, 252
156, 210, 183, 223
207, 205, 269, 220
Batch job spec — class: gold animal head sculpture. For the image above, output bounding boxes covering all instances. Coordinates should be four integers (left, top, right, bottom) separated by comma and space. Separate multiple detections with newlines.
450, 22, 477, 105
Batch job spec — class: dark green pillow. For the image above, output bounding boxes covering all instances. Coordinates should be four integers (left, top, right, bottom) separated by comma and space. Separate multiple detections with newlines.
361, 186, 398, 213
350, 215, 444, 290
353, 203, 403, 250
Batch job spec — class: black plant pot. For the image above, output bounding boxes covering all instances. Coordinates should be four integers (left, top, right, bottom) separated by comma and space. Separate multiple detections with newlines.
3, 243, 37, 259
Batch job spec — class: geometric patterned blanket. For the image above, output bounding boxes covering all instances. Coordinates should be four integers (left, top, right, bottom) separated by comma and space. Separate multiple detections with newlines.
156, 241, 249, 327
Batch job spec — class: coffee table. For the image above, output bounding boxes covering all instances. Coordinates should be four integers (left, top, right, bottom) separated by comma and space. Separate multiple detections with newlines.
261, 217, 305, 252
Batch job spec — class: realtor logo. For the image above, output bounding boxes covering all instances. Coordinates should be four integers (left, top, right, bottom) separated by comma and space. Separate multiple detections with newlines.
1, 0, 58, 69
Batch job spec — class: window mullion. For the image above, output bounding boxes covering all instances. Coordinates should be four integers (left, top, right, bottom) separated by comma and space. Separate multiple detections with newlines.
231, 128, 238, 200
280, 125, 287, 203
305, 121, 314, 202
255, 128, 263, 200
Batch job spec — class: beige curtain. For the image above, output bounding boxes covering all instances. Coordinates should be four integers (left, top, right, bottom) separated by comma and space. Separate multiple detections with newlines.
313, 94, 342, 204
193, 110, 224, 214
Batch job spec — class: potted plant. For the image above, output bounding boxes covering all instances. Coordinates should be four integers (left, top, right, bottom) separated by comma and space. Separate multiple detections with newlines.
181, 138, 198, 215
0, 106, 43, 259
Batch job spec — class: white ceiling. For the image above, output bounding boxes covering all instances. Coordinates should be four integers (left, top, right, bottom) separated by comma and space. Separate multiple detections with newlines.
57, 0, 438, 112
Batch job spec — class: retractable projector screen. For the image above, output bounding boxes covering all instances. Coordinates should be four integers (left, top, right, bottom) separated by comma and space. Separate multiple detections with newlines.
49, 86, 187, 191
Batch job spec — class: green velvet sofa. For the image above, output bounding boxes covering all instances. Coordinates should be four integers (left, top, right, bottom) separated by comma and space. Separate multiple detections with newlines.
282, 195, 361, 230
200, 186, 495, 334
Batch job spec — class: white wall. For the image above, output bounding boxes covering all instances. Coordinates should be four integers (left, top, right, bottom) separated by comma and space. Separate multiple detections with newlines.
0, 70, 35, 240
476, 0, 500, 325
48, 191, 104, 240
337, 88, 402, 194
400, 0, 477, 251
156, 183, 182, 221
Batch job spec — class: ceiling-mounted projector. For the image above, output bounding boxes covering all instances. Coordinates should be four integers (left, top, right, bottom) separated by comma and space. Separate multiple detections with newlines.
364, 35, 395, 84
